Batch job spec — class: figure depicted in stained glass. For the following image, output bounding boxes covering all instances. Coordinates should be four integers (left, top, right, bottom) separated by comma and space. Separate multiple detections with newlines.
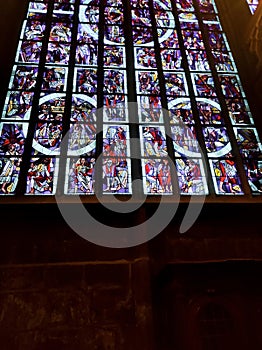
158, 159, 172, 193
154, 9, 173, 28
18, 41, 42, 63
136, 48, 157, 69
208, 32, 227, 52
29, 1, 48, 11
76, 68, 97, 93
84, 6, 99, 23
105, 6, 123, 24
42, 67, 66, 91
34, 122, 62, 152
54, 0, 74, 12
38, 103, 55, 121
226, 99, 251, 124
144, 158, 172, 194
103, 158, 129, 193
0, 123, 26, 156
114, 159, 129, 191
176, 0, 194, 12
142, 126, 167, 157
3, 91, 33, 120
160, 32, 179, 48
12, 66, 38, 90
78, 35, 97, 64
26, 157, 56, 194
197, 100, 222, 124
105, 26, 124, 44
193, 73, 216, 96
104, 70, 125, 94
67, 156, 95, 193
219, 75, 241, 98
169, 100, 194, 125
244, 159, 262, 193
133, 26, 153, 45
171, 125, 198, 153
161, 49, 182, 70
79, 21, 98, 42
46, 42, 70, 64
138, 71, 160, 95
139, 95, 162, 123
0, 157, 21, 194
165, 73, 187, 96
144, 159, 160, 193
24, 21, 46, 40
132, 8, 151, 26
104, 94, 126, 121
38, 94, 65, 121
212, 154, 242, 194
203, 127, 229, 154
140, 95, 161, 110
68, 122, 96, 152
182, 30, 204, 50
104, 46, 124, 67
71, 96, 96, 123
234, 128, 262, 158
103, 126, 127, 157
50, 22, 72, 42
176, 157, 206, 194
212, 51, 234, 72
197, 0, 215, 13
140, 104, 162, 123
102, 158, 116, 191
77, 24, 98, 43
187, 50, 209, 71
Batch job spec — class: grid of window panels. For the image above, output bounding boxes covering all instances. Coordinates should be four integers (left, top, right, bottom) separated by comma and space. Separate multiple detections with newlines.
0, 0, 261, 196
247, 0, 260, 14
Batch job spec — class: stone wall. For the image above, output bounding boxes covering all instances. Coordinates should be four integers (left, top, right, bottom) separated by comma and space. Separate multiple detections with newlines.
0, 258, 153, 350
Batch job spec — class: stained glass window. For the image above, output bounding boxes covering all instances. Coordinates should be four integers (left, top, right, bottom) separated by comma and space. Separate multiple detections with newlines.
247, 0, 260, 14
0, 0, 262, 197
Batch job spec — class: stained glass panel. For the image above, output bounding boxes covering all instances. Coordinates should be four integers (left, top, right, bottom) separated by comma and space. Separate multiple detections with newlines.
246, 0, 260, 14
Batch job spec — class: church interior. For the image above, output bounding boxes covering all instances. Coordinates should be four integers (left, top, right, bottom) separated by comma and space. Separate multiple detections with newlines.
0, 0, 262, 349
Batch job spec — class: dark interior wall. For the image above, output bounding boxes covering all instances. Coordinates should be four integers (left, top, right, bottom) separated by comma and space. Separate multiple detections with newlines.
153, 261, 262, 350
0, 204, 156, 350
